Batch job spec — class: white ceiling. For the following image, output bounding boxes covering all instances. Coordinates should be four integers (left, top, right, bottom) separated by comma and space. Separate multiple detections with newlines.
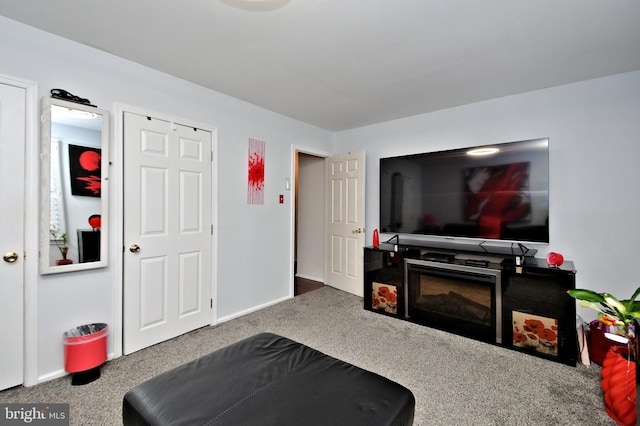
2, 0, 640, 131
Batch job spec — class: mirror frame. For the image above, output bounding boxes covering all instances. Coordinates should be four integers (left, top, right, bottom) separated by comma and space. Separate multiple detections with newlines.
40, 97, 110, 274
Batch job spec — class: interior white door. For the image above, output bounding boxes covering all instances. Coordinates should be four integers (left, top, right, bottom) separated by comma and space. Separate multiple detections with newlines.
0, 82, 25, 390
325, 150, 365, 296
123, 112, 212, 355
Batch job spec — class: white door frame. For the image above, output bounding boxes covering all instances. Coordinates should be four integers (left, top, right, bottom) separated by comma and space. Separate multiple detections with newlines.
0, 74, 38, 386
289, 145, 330, 296
113, 103, 218, 358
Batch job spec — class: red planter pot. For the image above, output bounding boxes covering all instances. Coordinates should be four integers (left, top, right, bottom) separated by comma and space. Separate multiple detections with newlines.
590, 320, 627, 365
601, 346, 636, 426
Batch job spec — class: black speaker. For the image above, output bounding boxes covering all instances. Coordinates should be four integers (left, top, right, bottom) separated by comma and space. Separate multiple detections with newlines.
77, 230, 100, 263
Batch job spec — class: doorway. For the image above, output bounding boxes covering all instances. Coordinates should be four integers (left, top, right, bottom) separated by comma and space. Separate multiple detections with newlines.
292, 149, 366, 297
294, 151, 325, 295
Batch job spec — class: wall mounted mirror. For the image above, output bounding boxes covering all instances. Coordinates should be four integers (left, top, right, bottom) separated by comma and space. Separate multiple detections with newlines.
40, 97, 109, 274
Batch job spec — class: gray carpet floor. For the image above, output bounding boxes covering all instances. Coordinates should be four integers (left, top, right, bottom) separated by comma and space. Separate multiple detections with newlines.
0, 286, 615, 425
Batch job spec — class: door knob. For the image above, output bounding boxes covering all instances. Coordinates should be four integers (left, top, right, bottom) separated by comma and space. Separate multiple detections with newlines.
129, 244, 141, 253
352, 227, 364, 234
3, 252, 19, 263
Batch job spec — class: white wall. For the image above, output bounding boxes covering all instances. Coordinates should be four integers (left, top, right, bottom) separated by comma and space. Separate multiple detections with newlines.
334, 69, 640, 323
0, 16, 332, 382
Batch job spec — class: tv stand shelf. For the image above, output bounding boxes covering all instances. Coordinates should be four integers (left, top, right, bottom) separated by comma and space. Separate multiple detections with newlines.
364, 244, 577, 366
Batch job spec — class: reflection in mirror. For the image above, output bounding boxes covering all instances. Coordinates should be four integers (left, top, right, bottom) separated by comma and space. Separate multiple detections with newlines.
40, 97, 109, 274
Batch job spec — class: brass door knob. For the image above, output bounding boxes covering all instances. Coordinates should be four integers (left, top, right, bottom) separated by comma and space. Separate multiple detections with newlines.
129, 244, 141, 253
3, 252, 19, 263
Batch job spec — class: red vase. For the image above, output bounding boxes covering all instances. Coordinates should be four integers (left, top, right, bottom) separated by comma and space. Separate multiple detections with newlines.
601, 345, 636, 426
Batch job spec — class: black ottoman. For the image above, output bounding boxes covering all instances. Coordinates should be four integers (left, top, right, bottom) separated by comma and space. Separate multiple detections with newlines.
123, 332, 415, 425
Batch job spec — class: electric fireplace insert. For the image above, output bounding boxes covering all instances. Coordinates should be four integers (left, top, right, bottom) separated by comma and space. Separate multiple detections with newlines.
405, 259, 502, 344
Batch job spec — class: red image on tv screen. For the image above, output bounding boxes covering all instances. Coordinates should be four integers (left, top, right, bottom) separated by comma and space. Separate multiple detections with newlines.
464, 162, 531, 238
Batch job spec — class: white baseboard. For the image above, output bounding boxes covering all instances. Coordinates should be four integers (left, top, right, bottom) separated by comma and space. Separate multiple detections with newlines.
33, 352, 117, 387
216, 295, 292, 324
294, 273, 323, 283
37, 369, 67, 384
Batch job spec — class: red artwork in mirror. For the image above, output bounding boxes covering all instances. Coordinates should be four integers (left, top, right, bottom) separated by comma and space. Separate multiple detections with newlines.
69, 144, 101, 197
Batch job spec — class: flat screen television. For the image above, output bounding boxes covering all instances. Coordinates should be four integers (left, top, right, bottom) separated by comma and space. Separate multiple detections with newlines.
379, 138, 549, 243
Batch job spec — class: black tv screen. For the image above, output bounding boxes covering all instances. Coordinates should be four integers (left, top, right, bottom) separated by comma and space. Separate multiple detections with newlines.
379, 138, 549, 243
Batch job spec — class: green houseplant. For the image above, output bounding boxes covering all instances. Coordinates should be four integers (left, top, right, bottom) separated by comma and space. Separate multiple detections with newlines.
568, 287, 640, 352
568, 286, 640, 426
50, 230, 69, 260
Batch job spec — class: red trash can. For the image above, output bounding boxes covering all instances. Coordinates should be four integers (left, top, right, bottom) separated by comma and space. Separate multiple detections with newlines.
63, 323, 108, 385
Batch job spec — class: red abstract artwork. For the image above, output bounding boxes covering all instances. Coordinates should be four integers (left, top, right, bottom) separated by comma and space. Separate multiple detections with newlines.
247, 138, 265, 204
69, 144, 101, 197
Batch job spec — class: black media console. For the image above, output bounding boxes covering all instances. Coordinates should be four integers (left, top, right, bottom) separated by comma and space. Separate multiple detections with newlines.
364, 243, 577, 366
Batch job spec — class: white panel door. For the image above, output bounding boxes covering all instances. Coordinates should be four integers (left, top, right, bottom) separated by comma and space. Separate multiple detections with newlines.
325, 150, 365, 296
0, 82, 25, 390
123, 112, 212, 354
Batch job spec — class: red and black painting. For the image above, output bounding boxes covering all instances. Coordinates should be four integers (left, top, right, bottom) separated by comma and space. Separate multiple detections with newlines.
69, 144, 101, 197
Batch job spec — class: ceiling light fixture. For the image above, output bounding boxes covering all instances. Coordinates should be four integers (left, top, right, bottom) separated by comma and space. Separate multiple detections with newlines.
51, 105, 98, 120
218, 0, 290, 11
467, 147, 500, 156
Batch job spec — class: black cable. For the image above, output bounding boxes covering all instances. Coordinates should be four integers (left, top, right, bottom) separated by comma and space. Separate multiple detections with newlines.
517, 243, 530, 256
384, 234, 399, 244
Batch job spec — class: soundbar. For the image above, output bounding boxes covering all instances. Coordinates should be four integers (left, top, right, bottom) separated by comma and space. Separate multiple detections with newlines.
422, 252, 455, 263
465, 259, 489, 268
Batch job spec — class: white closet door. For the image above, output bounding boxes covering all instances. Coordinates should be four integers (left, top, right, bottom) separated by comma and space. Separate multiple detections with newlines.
0, 81, 26, 390
123, 112, 213, 354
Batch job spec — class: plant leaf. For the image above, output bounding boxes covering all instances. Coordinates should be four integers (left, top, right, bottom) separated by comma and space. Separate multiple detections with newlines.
576, 300, 605, 313
568, 287, 640, 323
624, 286, 640, 315
603, 293, 628, 318
567, 289, 606, 303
